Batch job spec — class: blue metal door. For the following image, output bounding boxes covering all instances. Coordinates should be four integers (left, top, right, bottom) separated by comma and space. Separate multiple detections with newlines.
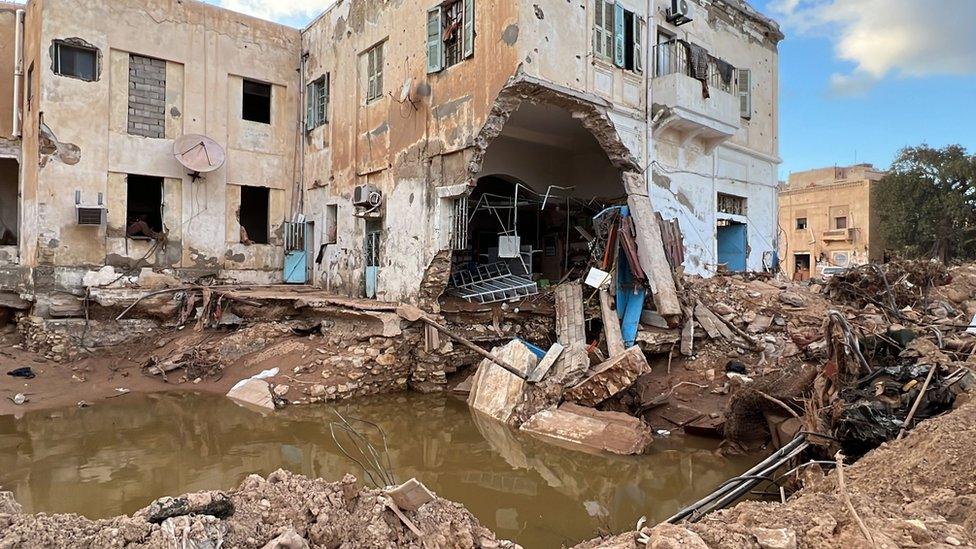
717, 223, 748, 272
284, 222, 310, 284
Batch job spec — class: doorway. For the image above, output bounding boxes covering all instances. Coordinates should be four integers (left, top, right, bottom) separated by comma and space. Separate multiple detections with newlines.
793, 253, 811, 282
716, 221, 747, 272
0, 159, 18, 251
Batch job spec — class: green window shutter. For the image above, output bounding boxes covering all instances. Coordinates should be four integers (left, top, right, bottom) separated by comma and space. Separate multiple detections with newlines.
633, 17, 643, 73
322, 74, 329, 124
427, 7, 443, 73
593, 0, 603, 57
613, 3, 625, 68
306, 81, 315, 130
738, 69, 751, 118
463, 0, 475, 59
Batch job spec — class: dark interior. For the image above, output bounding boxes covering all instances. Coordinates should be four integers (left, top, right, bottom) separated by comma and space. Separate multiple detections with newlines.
240, 185, 270, 244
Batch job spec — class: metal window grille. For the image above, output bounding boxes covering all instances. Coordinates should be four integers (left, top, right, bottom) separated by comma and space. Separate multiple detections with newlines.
365, 229, 381, 267
285, 221, 308, 252
450, 196, 469, 250
717, 193, 747, 216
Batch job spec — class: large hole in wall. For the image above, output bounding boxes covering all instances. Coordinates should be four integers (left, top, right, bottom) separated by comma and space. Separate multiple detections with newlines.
240, 185, 270, 245
453, 103, 625, 287
126, 174, 164, 237
0, 158, 20, 246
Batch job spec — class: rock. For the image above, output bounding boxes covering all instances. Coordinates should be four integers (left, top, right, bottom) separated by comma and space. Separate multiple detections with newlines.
564, 346, 650, 407
778, 291, 806, 307
645, 523, 710, 549
520, 403, 653, 455
261, 528, 309, 549
712, 302, 735, 316
82, 265, 120, 288
747, 314, 773, 334
137, 268, 182, 290
375, 353, 397, 366
753, 527, 797, 549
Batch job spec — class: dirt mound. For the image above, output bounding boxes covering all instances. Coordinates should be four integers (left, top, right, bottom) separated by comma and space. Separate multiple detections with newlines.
575, 394, 976, 548
0, 470, 519, 548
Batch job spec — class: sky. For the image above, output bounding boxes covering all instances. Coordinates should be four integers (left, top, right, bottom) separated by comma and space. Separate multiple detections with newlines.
12, 0, 976, 178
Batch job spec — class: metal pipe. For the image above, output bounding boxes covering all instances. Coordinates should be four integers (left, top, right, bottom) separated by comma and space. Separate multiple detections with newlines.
12, 9, 25, 137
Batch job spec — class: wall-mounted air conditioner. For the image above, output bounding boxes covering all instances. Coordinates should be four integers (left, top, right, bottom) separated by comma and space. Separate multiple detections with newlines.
353, 184, 383, 208
667, 0, 694, 25
75, 190, 106, 226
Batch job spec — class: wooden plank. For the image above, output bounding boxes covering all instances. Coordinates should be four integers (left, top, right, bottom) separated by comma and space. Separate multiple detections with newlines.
599, 290, 627, 358
680, 308, 695, 356
694, 301, 722, 339
624, 175, 682, 320
528, 342, 564, 383
697, 302, 734, 340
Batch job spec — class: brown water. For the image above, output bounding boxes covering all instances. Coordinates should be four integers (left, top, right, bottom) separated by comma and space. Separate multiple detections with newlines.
0, 392, 757, 548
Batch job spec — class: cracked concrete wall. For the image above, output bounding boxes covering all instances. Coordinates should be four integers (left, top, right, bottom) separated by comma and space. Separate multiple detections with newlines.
18, 0, 300, 287
649, 0, 782, 274
301, 0, 521, 301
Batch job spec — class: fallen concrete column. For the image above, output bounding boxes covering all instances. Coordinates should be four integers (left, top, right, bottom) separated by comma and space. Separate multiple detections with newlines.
563, 346, 650, 406
520, 403, 653, 455
467, 340, 537, 425
551, 283, 590, 383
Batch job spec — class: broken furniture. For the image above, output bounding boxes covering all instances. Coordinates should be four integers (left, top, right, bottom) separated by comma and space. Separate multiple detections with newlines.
449, 262, 538, 304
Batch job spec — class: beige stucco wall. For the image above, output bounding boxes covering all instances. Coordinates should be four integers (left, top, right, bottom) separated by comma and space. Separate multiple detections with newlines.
301, 0, 523, 300
779, 165, 885, 279
648, 0, 782, 275
22, 0, 300, 282
0, 3, 18, 144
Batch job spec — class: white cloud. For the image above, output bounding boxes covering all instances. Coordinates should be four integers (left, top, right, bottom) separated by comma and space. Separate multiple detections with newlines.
772, 0, 976, 93
214, 0, 334, 25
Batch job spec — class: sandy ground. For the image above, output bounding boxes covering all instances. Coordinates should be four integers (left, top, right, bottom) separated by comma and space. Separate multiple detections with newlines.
577, 393, 976, 548
0, 328, 276, 416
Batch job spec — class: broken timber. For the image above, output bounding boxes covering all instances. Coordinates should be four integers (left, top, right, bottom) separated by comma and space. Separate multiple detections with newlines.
599, 289, 627, 358
528, 343, 564, 383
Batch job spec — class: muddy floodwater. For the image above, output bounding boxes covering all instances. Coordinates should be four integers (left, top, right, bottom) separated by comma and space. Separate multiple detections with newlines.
0, 392, 757, 547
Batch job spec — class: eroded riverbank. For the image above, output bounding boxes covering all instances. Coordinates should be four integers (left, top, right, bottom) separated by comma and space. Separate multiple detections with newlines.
0, 392, 757, 548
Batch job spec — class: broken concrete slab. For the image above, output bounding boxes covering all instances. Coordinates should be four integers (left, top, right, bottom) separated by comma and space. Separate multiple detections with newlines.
635, 329, 681, 353
564, 346, 650, 406
520, 403, 653, 455
747, 314, 773, 334
467, 340, 537, 425
386, 478, 435, 512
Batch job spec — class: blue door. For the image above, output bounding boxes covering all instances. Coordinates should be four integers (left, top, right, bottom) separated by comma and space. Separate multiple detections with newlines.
717, 223, 748, 272
283, 222, 310, 284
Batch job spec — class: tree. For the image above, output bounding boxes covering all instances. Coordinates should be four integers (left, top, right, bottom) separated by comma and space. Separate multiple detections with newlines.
876, 144, 976, 263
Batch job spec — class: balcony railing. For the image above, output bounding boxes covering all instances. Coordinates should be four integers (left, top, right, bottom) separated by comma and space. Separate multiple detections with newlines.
653, 40, 736, 95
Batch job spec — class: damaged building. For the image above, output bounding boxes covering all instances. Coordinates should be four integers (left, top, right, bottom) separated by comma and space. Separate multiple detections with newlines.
0, 0, 782, 312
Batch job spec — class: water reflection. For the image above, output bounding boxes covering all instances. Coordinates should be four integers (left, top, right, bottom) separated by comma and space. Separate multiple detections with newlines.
0, 392, 756, 548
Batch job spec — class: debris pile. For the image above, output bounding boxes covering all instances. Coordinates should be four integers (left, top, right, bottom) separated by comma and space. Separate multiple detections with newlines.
0, 470, 519, 548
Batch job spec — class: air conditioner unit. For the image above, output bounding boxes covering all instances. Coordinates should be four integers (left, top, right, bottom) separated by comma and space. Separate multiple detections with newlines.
352, 184, 383, 208
75, 190, 106, 226
667, 0, 694, 25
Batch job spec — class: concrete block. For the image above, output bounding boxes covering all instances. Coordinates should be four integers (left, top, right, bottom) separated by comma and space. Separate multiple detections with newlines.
563, 346, 650, 406
520, 403, 653, 455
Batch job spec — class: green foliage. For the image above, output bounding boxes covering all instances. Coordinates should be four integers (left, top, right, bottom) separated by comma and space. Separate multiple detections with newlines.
876, 144, 976, 262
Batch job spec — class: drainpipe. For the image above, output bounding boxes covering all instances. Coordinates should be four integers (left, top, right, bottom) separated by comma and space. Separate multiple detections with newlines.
644, 0, 653, 179
12, 9, 25, 137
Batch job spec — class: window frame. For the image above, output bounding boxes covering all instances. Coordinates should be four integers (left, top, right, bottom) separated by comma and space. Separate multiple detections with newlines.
52, 41, 98, 82
593, 0, 615, 62
795, 217, 808, 230
306, 74, 329, 130
426, 0, 476, 74
737, 68, 752, 119
364, 43, 385, 104
239, 185, 271, 245
242, 79, 273, 124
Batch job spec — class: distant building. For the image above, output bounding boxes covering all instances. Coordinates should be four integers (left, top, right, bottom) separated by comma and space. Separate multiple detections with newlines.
778, 164, 885, 281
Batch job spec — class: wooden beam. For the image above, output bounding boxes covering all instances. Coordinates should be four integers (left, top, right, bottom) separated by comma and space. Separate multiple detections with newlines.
599, 290, 627, 358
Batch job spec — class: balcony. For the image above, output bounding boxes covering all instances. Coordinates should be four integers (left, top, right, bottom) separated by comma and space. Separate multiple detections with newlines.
822, 227, 856, 242
651, 41, 741, 148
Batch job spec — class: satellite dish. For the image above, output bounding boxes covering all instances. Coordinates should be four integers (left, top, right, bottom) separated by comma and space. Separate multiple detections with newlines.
173, 134, 225, 180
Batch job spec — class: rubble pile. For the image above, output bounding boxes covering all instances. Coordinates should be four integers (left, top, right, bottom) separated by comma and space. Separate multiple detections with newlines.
0, 470, 519, 548
826, 259, 951, 312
